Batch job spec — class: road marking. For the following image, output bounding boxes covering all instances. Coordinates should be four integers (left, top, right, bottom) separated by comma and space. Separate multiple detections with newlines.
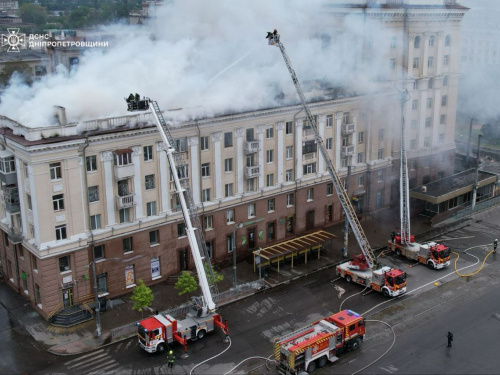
67, 354, 110, 370
64, 349, 105, 366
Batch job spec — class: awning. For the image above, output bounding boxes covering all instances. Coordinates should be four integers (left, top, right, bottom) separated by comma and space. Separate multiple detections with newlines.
253, 230, 336, 273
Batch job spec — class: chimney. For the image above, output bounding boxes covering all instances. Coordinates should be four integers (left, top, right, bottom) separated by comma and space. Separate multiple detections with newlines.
53, 106, 67, 126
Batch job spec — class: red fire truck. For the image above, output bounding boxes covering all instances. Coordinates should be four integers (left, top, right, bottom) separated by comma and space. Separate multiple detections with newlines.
388, 236, 451, 270
274, 309, 365, 374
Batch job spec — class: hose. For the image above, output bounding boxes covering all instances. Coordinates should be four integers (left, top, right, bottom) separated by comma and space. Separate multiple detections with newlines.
189, 337, 232, 375
452, 246, 494, 277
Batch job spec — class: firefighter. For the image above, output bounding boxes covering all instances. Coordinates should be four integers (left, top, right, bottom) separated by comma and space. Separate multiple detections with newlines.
167, 350, 175, 371
494, 239, 498, 253
135, 93, 140, 102
127, 93, 134, 103
390, 231, 396, 243
447, 332, 453, 347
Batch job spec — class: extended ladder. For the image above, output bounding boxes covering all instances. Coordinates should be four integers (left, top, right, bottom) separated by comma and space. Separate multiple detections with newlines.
399, 90, 411, 245
268, 33, 376, 268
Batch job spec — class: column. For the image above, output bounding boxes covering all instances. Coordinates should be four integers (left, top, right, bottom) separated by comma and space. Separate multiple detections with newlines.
335, 112, 342, 170
352, 111, 360, 164
188, 137, 200, 204
418, 87, 428, 148
435, 32, 444, 76
101, 151, 115, 226
422, 33, 429, 77
408, 34, 415, 77
212, 132, 223, 199
317, 115, 325, 173
156, 142, 170, 213
235, 129, 244, 194
295, 118, 304, 179
432, 88, 442, 147
276, 121, 285, 183
257, 125, 265, 189
132, 146, 143, 219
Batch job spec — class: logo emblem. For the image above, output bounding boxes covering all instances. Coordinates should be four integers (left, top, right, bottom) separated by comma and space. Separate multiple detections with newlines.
1, 28, 26, 52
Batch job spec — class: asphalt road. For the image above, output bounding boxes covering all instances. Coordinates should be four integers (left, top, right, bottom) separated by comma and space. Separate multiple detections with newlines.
4, 207, 500, 374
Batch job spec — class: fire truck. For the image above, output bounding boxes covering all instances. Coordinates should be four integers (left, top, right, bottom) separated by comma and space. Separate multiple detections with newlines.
388, 237, 451, 269
274, 309, 365, 374
267, 31, 407, 297
129, 98, 228, 353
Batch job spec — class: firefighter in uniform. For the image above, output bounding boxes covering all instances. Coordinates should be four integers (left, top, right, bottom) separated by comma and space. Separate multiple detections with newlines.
447, 332, 453, 347
167, 350, 175, 371
494, 239, 498, 253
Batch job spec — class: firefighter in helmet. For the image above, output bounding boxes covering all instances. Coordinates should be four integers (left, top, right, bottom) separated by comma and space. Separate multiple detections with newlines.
494, 239, 498, 253
167, 350, 175, 370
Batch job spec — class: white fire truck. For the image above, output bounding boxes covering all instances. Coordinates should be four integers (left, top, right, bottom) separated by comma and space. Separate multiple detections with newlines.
274, 309, 365, 374
129, 98, 228, 353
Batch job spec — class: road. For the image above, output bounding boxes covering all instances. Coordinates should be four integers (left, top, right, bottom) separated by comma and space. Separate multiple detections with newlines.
4, 207, 500, 374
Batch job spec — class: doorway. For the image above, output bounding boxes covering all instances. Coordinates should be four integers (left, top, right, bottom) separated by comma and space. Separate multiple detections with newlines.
62, 287, 73, 308
179, 249, 188, 271
306, 210, 315, 231
248, 228, 256, 250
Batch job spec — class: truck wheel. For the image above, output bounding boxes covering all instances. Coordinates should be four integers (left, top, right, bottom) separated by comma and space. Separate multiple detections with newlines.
351, 338, 361, 351
382, 288, 390, 297
318, 356, 327, 368
345, 275, 352, 283
157, 343, 166, 353
427, 261, 435, 270
395, 249, 401, 257
197, 330, 206, 340
307, 361, 317, 373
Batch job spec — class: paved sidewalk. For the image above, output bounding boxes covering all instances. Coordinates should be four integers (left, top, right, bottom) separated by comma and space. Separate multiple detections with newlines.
0, 207, 456, 356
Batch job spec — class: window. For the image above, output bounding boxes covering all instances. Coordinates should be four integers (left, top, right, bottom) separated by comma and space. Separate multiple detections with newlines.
55, 225, 67, 240
443, 75, 448, 86
87, 186, 99, 202
268, 198, 275, 212
266, 174, 274, 187
202, 188, 211, 202
200, 136, 209, 151
358, 131, 364, 143
326, 115, 333, 128
204, 215, 213, 230
429, 35, 435, 47
303, 163, 316, 175
343, 112, 350, 124
424, 137, 430, 148
94, 245, 105, 260
225, 183, 233, 197
428, 77, 434, 89
377, 170, 384, 182
143, 146, 153, 161
379, 128, 385, 140
86, 156, 97, 172
441, 95, 447, 106
342, 158, 348, 168
174, 138, 187, 152
119, 208, 130, 223
412, 100, 418, 110
201, 163, 210, 177
410, 139, 417, 150
445, 35, 451, 47
266, 127, 274, 138
177, 223, 186, 237
357, 152, 364, 163
226, 209, 235, 223
286, 121, 293, 134
307, 188, 314, 201
59, 255, 70, 272
326, 138, 332, 150
427, 98, 432, 109
50, 162, 62, 180
146, 201, 156, 216
114, 152, 132, 166
439, 133, 445, 143
376, 191, 383, 209
227, 234, 235, 253
224, 132, 233, 147
97, 273, 108, 294
90, 214, 101, 230
24, 162, 28, 178
303, 140, 317, 154
246, 178, 256, 192
326, 183, 333, 196
378, 149, 383, 159
411, 120, 417, 130
440, 114, 446, 125
286, 169, 293, 182
266, 150, 274, 163
390, 58, 396, 70
0, 156, 15, 173
31, 254, 38, 271
410, 160, 417, 170
123, 237, 132, 253
149, 230, 159, 245
425, 118, 431, 128
443, 55, 449, 66
413, 80, 419, 90
427, 56, 433, 68
246, 128, 255, 141
287, 193, 294, 206
35, 284, 41, 305
267, 222, 275, 240
390, 36, 397, 49
52, 194, 64, 211
287, 216, 294, 233
145, 174, 155, 190
413, 57, 419, 69
248, 203, 255, 218
286, 146, 293, 159
205, 242, 213, 259
224, 158, 233, 172
414, 35, 421, 48
358, 175, 364, 186
26, 194, 32, 210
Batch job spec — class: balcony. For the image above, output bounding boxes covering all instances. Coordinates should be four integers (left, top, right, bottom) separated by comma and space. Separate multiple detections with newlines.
244, 141, 261, 154
303, 152, 317, 161
342, 145, 355, 157
3, 185, 20, 213
303, 128, 315, 137
116, 193, 136, 210
0, 151, 17, 185
245, 166, 260, 178
342, 123, 355, 134
113, 163, 135, 180
7, 227, 23, 244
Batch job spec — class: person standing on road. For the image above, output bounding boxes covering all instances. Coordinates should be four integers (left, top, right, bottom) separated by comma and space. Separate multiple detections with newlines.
494, 239, 497, 253
167, 350, 175, 371
447, 332, 453, 347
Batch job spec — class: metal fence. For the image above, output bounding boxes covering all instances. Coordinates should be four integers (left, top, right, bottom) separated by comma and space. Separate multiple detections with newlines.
451, 195, 500, 221
110, 321, 137, 341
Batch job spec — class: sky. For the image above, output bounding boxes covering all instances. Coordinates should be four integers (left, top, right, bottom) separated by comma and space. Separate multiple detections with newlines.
0, 0, 394, 128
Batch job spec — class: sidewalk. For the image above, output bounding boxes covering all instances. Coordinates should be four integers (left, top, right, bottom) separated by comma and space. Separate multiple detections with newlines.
0, 207, 450, 356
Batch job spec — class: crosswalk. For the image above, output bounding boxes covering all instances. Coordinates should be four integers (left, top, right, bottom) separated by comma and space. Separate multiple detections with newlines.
63, 349, 122, 374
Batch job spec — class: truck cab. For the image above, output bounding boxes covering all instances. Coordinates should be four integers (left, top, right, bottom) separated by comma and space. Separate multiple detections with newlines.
375, 267, 406, 297
421, 242, 451, 269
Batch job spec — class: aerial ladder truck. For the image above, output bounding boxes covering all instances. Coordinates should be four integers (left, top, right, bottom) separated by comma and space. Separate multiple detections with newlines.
386, 91, 451, 270
127, 97, 228, 353
267, 31, 406, 297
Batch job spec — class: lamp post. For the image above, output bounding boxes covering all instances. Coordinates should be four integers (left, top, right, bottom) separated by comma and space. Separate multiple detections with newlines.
232, 218, 264, 288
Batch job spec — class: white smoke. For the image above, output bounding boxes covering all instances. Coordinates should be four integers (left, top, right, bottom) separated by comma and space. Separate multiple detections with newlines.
0, 0, 396, 128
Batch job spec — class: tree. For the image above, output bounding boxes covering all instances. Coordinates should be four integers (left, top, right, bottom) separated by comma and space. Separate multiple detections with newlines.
130, 279, 153, 317
19, 3, 47, 25
174, 271, 198, 296
204, 263, 224, 284
0, 60, 33, 88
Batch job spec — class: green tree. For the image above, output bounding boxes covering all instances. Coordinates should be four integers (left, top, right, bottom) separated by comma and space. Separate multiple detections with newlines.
130, 279, 154, 317
19, 3, 47, 25
0, 60, 33, 87
204, 263, 224, 284
174, 271, 198, 296
65, 6, 90, 28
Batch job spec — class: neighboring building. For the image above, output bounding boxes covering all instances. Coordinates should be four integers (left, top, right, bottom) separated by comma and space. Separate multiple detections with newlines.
129, 0, 163, 25
0, 0, 18, 16
0, 0, 468, 321
0, 50, 48, 81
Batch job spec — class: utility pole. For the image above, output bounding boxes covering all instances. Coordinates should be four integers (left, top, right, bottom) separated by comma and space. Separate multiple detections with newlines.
472, 134, 482, 211
91, 258, 102, 342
